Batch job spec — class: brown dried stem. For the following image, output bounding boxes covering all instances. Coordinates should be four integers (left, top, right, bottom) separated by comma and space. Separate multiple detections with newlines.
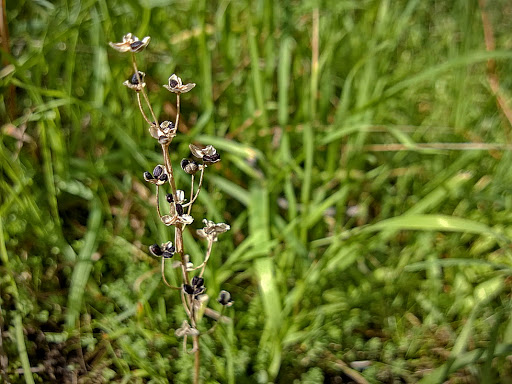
160, 258, 181, 290
183, 167, 205, 213
131, 53, 159, 126
136, 93, 153, 125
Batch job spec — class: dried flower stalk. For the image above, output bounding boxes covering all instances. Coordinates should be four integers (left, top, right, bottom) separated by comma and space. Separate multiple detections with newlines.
110, 33, 233, 384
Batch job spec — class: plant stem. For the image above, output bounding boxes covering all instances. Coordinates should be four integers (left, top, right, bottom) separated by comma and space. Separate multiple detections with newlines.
155, 185, 163, 219
175, 94, 181, 130
136, 92, 152, 124
183, 167, 205, 213
193, 335, 200, 384
131, 53, 158, 125
160, 258, 180, 290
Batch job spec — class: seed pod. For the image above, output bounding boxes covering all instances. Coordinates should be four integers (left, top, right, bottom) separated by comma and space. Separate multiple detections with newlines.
162, 250, 174, 258
130, 40, 145, 52
181, 158, 199, 175
166, 193, 174, 203
149, 244, 163, 256
169, 78, 179, 88
144, 171, 154, 180
191, 276, 204, 288
153, 165, 164, 178
183, 284, 194, 295
164, 242, 176, 253
217, 290, 233, 306
131, 71, 145, 85
176, 203, 184, 216
158, 173, 168, 182
203, 153, 221, 164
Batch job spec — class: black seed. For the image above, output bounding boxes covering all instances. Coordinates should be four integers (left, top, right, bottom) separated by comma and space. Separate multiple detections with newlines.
166, 193, 174, 203
181, 158, 190, 168
162, 251, 174, 258
130, 41, 144, 51
144, 171, 154, 180
176, 203, 184, 216
153, 165, 163, 178
191, 276, 204, 287
149, 244, 163, 256
196, 286, 205, 295
203, 153, 220, 163
165, 244, 176, 253
183, 284, 194, 295
158, 173, 168, 182
130, 71, 143, 85
170, 79, 179, 88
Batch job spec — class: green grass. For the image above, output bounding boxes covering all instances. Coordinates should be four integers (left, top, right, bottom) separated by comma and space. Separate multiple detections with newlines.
1, 0, 512, 382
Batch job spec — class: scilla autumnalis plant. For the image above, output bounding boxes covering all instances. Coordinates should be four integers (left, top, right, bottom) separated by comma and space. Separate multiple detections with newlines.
109, 33, 233, 384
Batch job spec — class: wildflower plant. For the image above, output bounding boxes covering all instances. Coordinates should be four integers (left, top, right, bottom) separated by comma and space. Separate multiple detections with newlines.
110, 33, 232, 383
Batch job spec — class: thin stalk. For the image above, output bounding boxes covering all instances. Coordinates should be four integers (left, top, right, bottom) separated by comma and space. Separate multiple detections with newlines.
160, 258, 181, 290
203, 307, 225, 335
188, 174, 195, 213
183, 167, 205, 212
193, 335, 200, 384
136, 93, 153, 124
180, 289, 192, 318
131, 53, 158, 125
175, 94, 181, 130
156, 185, 162, 219
198, 239, 214, 278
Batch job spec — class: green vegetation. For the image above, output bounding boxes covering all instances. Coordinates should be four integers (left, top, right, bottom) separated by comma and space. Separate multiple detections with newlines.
1, 0, 512, 382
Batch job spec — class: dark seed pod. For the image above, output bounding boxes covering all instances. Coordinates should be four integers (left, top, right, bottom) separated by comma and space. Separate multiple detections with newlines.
195, 286, 205, 295
130, 41, 145, 52
153, 165, 164, 178
183, 284, 194, 295
149, 244, 163, 256
169, 78, 179, 88
191, 276, 204, 288
176, 203, 184, 216
164, 243, 176, 253
144, 171, 154, 180
166, 193, 174, 203
203, 153, 221, 164
158, 173, 168, 182
218, 290, 233, 306
131, 71, 144, 85
162, 251, 174, 258
181, 158, 199, 175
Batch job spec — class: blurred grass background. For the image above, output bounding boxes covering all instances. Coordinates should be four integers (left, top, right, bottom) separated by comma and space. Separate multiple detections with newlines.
1, 0, 512, 382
